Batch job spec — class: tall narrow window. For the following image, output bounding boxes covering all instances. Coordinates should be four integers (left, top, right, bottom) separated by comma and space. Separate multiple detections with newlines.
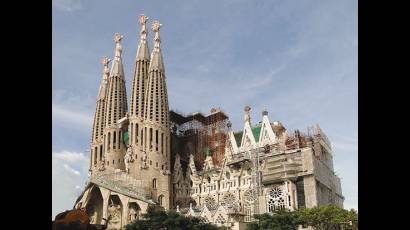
158, 195, 163, 206
99, 146, 102, 160
155, 130, 159, 151
119, 131, 122, 149
144, 127, 147, 149
113, 132, 116, 149
131, 123, 134, 144
165, 136, 168, 156
149, 128, 153, 149
94, 148, 97, 165
153, 178, 157, 189
161, 133, 164, 154
107, 133, 111, 151
141, 128, 144, 147
136, 123, 139, 144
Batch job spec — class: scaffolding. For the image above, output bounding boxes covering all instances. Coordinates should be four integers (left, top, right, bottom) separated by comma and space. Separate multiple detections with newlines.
169, 108, 229, 170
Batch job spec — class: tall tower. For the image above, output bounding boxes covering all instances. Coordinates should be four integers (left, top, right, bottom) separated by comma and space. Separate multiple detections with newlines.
142, 20, 171, 209
90, 56, 110, 174
128, 15, 150, 175
103, 33, 128, 171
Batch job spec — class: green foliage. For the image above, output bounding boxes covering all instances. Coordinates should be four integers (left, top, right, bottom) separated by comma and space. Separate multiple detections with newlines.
246, 209, 302, 230
246, 205, 358, 230
298, 205, 358, 230
124, 205, 225, 230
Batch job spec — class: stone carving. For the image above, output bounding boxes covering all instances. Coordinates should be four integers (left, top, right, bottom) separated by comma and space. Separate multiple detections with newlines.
152, 20, 162, 50
128, 205, 138, 222
141, 151, 148, 169
113, 33, 123, 58
107, 203, 121, 229
98, 156, 106, 171
244, 106, 251, 123
139, 14, 149, 42
267, 186, 286, 212
124, 145, 135, 173
204, 196, 217, 210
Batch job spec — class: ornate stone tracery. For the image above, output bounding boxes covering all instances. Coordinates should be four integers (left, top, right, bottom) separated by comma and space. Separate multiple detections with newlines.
267, 186, 286, 212
204, 196, 217, 210
221, 193, 237, 210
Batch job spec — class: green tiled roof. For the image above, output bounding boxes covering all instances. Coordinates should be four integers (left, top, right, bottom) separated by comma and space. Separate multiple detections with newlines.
233, 131, 243, 147
233, 124, 262, 147
251, 126, 261, 142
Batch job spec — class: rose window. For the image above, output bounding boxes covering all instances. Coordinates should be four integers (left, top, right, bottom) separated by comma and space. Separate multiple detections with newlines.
244, 189, 257, 204
266, 187, 286, 212
268, 187, 283, 199
221, 193, 236, 210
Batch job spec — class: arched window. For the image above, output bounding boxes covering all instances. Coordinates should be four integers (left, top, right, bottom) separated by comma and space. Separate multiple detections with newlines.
158, 195, 164, 206
94, 148, 97, 165
152, 178, 157, 189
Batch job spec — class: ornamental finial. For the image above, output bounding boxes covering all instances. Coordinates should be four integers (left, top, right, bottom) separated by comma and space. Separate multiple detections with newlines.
101, 56, 111, 77
139, 14, 149, 42
152, 20, 162, 50
113, 33, 123, 59
244, 106, 251, 124
101, 56, 110, 66
139, 14, 149, 25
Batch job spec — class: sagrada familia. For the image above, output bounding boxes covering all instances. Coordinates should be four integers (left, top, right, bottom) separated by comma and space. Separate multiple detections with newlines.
73, 15, 344, 230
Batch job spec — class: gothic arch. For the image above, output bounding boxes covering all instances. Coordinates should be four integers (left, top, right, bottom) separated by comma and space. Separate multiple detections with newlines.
127, 202, 141, 223
85, 186, 103, 224
107, 194, 123, 229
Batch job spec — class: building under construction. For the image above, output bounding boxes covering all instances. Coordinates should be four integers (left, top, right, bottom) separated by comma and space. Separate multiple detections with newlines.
169, 108, 229, 173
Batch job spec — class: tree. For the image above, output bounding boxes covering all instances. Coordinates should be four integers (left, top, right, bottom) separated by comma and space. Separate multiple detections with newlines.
125, 206, 226, 230
297, 205, 358, 230
246, 205, 357, 230
246, 209, 303, 230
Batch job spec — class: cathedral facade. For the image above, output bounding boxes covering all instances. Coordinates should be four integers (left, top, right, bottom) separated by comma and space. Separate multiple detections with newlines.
73, 15, 343, 230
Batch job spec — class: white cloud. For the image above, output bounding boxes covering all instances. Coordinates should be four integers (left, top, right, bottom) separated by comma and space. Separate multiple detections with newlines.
52, 150, 89, 219
53, 150, 88, 163
63, 164, 81, 175
52, 104, 93, 127
53, 0, 83, 12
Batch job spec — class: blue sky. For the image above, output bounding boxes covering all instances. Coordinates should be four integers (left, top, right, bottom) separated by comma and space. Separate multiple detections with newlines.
52, 0, 357, 217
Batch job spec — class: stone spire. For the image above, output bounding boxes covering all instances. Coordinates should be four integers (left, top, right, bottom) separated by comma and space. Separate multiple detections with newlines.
139, 19, 171, 210
148, 20, 165, 72
144, 20, 168, 125
129, 15, 150, 153
136, 14, 150, 60
89, 56, 111, 174
103, 33, 128, 171
110, 33, 125, 77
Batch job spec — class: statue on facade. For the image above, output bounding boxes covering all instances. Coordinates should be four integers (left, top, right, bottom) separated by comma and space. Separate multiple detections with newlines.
124, 145, 134, 173
139, 14, 149, 42
141, 151, 148, 169
244, 106, 251, 124
98, 156, 106, 171
107, 203, 121, 229
128, 206, 138, 222
113, 33, 123, 58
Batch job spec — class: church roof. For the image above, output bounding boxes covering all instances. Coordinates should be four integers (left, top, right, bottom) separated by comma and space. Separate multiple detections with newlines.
233, 124, 262, 147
